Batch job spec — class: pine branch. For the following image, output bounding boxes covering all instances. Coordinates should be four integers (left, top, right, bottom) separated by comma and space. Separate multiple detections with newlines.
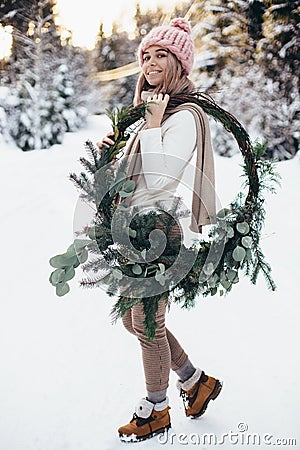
110, 296, 142, 324
79, 157, 98, 176
69, 172, 94, 198
80, 273, 111, 288
84, 140, 102, 171
142, 297, 160, 341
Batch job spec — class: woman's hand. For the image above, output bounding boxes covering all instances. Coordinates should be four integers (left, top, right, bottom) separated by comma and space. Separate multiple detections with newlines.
145, 93, 170, 129
96, 131, 115, 154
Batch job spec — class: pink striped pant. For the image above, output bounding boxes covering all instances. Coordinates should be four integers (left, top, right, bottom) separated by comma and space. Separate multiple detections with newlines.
122, 297, 189, 393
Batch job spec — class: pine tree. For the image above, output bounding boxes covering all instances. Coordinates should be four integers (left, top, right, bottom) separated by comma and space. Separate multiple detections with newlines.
134, 2, 165, 39
54, 45, 91, 132
191, 0, 299, 159
247, 0, 265, 45
93, 21, 105, 72
255, 0, 300, 158
5, 0, 66, 150
92, 21, 138, 111
210, 63, 299, 160
2, 0, 91, 150
1, 0, 59, 67
259, 0, 300, 91
192, 0, 265, 84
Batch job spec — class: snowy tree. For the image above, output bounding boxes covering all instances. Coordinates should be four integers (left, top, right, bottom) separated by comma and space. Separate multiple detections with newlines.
93, 21, 105, 73
1, 0, 59, 70
0, 85, 17, 143
258, 0, 300, 92
190, 0, 299, 159
1, 0, 91, 150
5, 0, 66, 150
53, 45, 91, 132
210, 63, 300, 160
192, 0, 266, 86
255, 0, 300, 157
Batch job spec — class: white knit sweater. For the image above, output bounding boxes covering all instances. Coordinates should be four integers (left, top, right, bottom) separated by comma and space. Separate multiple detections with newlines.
128, 109, 197, 211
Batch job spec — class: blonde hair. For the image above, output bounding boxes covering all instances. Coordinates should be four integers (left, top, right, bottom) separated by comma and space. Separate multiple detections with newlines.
133, 51, 194, 106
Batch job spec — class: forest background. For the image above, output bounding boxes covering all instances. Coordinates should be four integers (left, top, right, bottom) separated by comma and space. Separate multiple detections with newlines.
0, 0, 299, 160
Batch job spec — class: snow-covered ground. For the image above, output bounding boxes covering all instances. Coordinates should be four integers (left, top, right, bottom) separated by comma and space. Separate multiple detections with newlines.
0, 116, 299, 450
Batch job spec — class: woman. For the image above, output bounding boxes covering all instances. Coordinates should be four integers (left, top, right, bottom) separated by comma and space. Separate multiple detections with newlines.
97, 18, 222, 443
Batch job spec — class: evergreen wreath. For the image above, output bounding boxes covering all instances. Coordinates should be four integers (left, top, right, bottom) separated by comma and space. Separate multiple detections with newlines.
49, 92, 281, 340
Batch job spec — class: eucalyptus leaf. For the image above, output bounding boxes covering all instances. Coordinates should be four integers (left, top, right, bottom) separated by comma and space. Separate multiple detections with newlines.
49, 272, 56, 286
245, 248, 252, 261
128, 228, 137, 238
221, 279, 231, 290
101, 273, 113, 285
112, 268, 123, 280
74, 239, 92, 250
73, 258, 80, 268
215, 229, 226, 242
232, 246, 246, 261
208, 276, 217, 288
49, 268, 65, 286
199, 271, 208, 282
208, 273, 219, 288
118, 190, 133, 198
141, 248, 147, 260
65, 255, 79, 266
236, 222, 250, 235
49, 254, 76, 268
115, 171, 127, 183
216, 208, 231, 219
155, 272, 165, 286
132, 264, 142, 275
227, 269, 238, 282
158, 263, 165, 274
64, 266, 76, 282
220, 271, 227, 282
78, 248, 88, 263
122, 180, 135, 193
112, 175, 127, 194
241, 236, 252, 248
203, 262, 214, 276
56, 282, 70, 297
65, 244, 76, 257
225, 226, 234, 238
49, 255, 64, 268
232, 274, 239, 284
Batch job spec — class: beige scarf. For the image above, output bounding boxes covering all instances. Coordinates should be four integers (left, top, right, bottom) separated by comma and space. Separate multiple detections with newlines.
120, 102, 216, 234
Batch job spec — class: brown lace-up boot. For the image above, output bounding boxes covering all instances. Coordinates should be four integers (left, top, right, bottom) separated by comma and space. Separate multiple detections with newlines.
118, 397, 171, 442
177, 368, 222, 418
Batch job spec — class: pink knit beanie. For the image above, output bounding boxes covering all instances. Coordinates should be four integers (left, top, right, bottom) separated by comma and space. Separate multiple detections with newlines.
137, 18, 194, 75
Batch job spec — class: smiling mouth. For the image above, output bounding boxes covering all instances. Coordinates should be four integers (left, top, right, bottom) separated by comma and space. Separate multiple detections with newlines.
147, 70, 162, 75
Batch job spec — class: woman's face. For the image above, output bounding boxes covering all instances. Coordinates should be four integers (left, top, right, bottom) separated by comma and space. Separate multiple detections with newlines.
141, 45, 169, 87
